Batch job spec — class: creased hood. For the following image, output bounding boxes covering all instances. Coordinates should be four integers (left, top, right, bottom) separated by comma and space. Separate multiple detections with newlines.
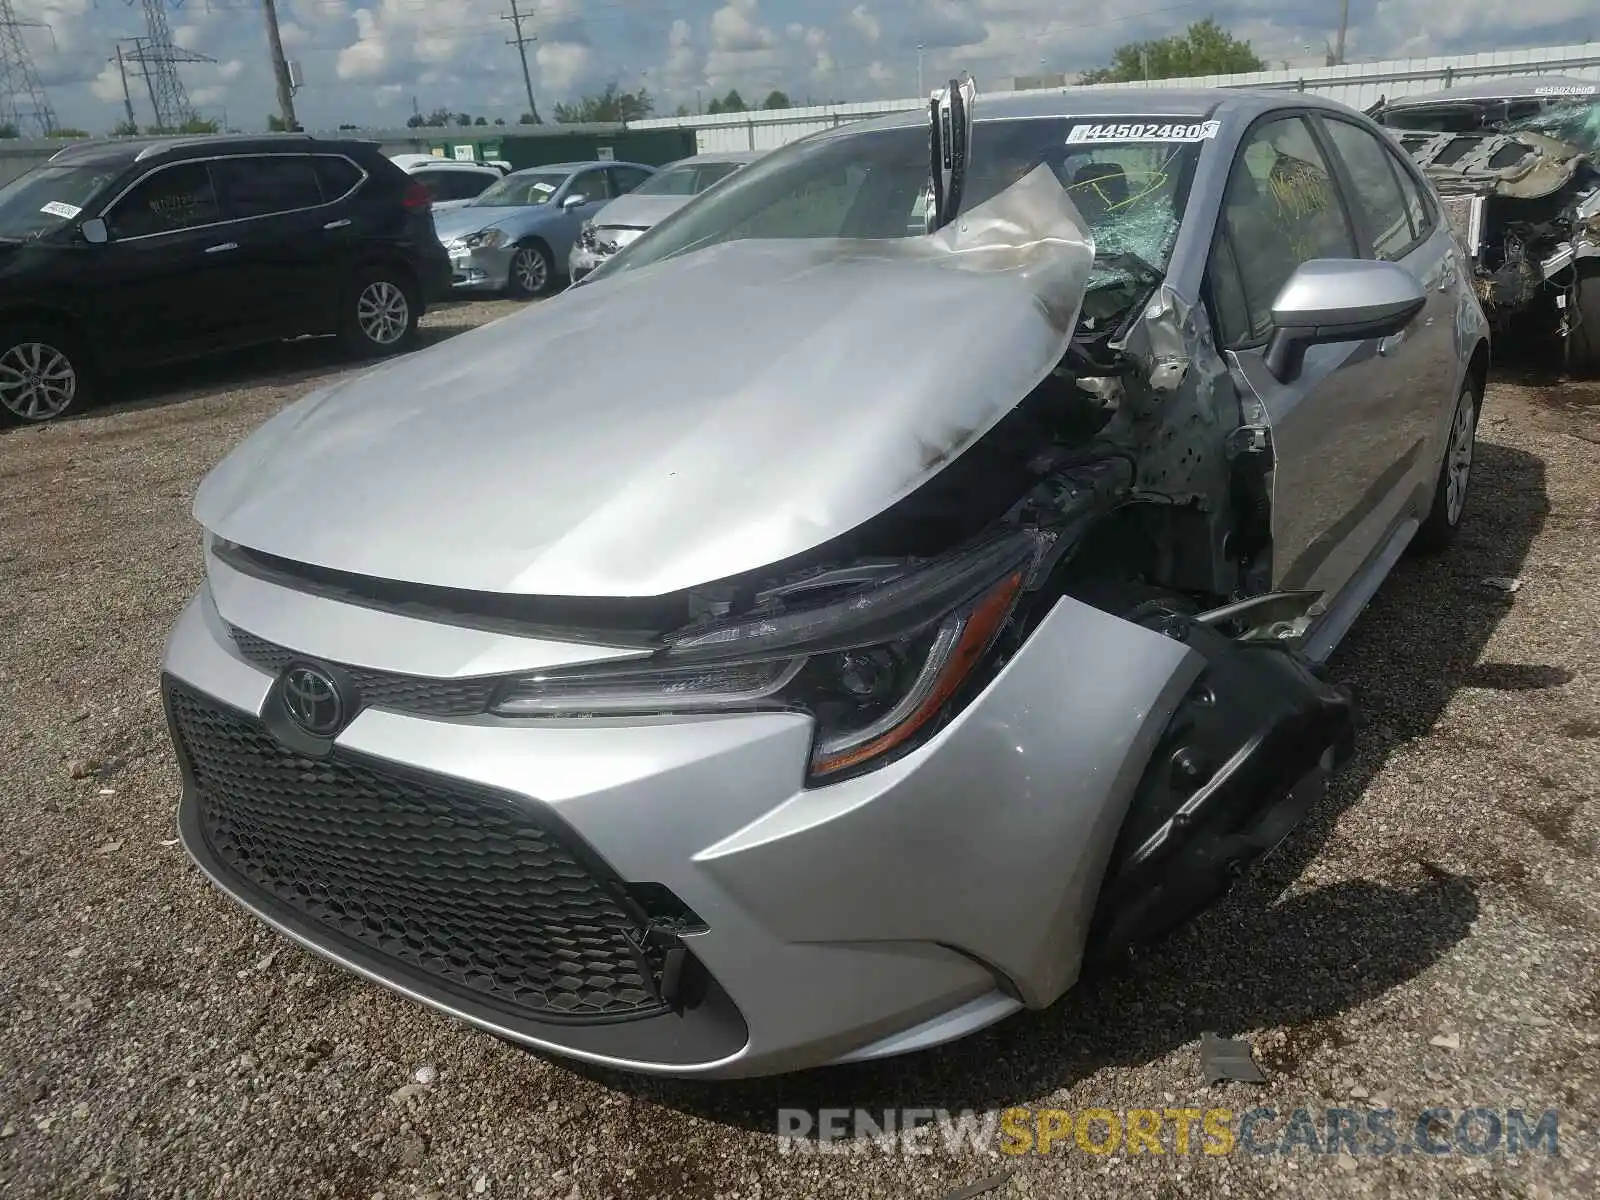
590, 192, 693, 231
431, 204, 520, 242
194, 166, 1095, 598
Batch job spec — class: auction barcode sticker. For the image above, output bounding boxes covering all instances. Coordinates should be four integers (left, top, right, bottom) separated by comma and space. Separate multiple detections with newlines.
1066, 120, 1222, 144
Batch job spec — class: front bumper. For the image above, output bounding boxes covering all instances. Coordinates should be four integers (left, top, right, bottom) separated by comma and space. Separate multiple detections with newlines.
161, 557, 1201, 1077
445, 242, 516, 292
568, 243, 611, 284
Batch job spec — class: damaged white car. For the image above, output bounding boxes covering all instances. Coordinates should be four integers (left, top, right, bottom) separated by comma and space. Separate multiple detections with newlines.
161, 83, 1490, 1077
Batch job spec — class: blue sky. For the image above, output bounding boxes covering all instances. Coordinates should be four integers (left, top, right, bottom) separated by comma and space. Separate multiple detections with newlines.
10, 0, 1598, 133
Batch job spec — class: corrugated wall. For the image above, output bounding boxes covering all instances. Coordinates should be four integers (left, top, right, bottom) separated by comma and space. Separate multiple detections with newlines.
629, 39, 1600, 154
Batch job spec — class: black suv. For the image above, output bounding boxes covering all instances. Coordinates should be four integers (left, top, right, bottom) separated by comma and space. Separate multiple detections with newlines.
0, 133, 454, 425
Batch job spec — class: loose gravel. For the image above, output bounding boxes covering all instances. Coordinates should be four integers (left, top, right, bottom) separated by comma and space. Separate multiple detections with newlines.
1, 305, 1596, 1199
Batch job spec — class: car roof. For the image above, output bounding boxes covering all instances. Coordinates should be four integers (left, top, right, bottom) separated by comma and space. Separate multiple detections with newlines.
406, 159, 499, 171
1381, 74, 1598, 108
847, 85, 1361, 135
47, 132, 374, 169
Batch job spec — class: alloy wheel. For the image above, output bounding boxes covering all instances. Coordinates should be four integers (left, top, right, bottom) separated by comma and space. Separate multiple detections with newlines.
513, 248, 547, 294
1445, 391, 1475, 525
356, 281, 410, 346
0, 340, 77, 422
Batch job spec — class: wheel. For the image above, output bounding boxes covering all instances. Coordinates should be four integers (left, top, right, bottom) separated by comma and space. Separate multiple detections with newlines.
506, 242, 554, 298
1411, 376, 1479, 555
1565, 267, 1600, 376
0, 325, 92, 426
339, 270, 419, 359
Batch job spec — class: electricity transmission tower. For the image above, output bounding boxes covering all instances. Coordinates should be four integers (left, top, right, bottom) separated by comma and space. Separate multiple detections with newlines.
0, 0, 59, 136
122, 0, 214, 131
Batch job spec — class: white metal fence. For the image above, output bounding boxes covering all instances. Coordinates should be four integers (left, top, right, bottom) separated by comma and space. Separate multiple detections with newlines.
630, 39, 1600, 154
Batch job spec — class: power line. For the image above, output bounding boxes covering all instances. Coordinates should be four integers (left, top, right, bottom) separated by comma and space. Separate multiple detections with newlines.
0, 0, 58, 136
502, 0, 541, 124
121, 0, 213, 130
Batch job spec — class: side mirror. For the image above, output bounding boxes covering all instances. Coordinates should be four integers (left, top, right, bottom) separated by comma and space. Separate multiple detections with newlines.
562, 193, 587, 209
1264, 259, 1426, 383
80, 217, 108, 245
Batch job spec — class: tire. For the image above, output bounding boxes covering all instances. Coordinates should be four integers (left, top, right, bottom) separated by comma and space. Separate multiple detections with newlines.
0, 324, 92, 426
1565, 267, 1600, 377
339, 269, 420, 359
506, 242, 555, 299
1411, 375, 1480, 556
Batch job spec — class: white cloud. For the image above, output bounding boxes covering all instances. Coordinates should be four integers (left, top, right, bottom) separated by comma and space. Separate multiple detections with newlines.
849, 6, 882, 44
536, 41, 593, 93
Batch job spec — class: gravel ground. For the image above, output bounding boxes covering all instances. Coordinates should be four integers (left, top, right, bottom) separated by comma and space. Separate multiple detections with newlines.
1, 304, 1597, 1200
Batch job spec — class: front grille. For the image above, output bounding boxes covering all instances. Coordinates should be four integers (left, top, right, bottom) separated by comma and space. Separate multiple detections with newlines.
228, 626, 500, 718
168, 682, 670, 1023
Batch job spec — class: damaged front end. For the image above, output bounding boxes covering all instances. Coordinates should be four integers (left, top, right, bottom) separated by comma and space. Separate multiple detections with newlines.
1391, 117, 1600, 361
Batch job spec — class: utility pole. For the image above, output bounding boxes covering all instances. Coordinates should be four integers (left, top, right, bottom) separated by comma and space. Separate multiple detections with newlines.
113, 43, 137, 128
502, 0, 541, 124
1332, 0, 1350, 66
261, 0, 299, 130
917, 42, 925, 96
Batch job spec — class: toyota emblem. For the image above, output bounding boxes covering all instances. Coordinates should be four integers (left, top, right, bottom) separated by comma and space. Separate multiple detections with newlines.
281, 664, 346, 736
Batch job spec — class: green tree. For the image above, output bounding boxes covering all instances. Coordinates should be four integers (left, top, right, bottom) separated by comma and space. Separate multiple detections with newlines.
706, 88, 747, 115
552, 83, 654, 123
473, 115, 488, 126
45, 127, 90, 139
0, 122, 20, 139
111, 118, 139, 136
1078, 18, 1265, 84
672, 102, 691, 118
762, 90, 791, 110
494, 117, 506, 125
267, 113, 288, 131
518, 111, 539, 124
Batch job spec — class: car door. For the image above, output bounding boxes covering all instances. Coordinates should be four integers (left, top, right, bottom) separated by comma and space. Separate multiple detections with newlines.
208, 153, 342, 338
89, 159, 254, 366
1205, 113, 1408, 603
1314, 113, 1461, 526
547, 168, 612, 261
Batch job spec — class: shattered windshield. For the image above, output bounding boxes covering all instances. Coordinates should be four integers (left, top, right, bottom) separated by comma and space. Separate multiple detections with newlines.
0, 163, 122, 241
1503, 100, 1600, 154
596, 116, 1202, 292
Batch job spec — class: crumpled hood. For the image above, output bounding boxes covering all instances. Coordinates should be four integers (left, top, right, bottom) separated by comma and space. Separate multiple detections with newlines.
431, 204, 533, 243
194, 166, 1095, 598
590, 192, 693, 232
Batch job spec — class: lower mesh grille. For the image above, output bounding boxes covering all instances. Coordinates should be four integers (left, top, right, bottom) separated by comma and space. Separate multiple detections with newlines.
168, 681, 669, 1023
227, 626, 501, 718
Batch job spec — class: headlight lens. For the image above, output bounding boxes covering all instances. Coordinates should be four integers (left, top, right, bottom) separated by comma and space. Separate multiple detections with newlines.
492, 534, 1038, 781
577, 220, 597, 249
462, 228, 506, 250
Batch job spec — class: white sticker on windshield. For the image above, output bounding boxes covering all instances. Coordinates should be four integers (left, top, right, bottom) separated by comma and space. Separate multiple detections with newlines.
532, 181, 556, 193
39, 200, 83, 219
1066, 120, 1221, 144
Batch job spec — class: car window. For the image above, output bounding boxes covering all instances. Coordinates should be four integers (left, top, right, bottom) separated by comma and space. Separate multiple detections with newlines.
471, 171, 570, 207
1386, 150, 1431, 237
694, 162, 744, 190
437, 171, 494, 202
105, 162, 221, 240
0, 163, 123, 241
610, 166, 652, 194
313, 155, 364, 201
211, 155, 323, 220
1210, 114, 1357, 344
1319, 118, 1416, 260
572, 170, 612, 201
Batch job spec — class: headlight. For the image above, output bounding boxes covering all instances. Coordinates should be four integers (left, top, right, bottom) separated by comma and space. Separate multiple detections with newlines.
461, 228, 506, 250
577, 220, 597, 249
492, 533, 1039, 782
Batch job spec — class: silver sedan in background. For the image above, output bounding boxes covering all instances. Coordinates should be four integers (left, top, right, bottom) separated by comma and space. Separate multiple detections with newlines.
432, 160, 656, 296
568, 150, 762, 282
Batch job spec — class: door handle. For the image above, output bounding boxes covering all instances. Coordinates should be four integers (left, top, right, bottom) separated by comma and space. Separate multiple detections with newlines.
323, 218, 352, 230
205, 241, 239, 254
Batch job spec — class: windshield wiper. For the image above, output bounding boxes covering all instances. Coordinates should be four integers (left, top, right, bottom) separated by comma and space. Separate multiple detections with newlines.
1094, 248, 1164, 287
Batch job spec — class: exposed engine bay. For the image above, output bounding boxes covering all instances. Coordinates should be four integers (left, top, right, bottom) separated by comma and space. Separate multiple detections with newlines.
1374, 89, 1600, 369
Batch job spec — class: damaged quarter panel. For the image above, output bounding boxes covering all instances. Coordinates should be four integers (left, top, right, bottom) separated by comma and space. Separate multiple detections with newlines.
192, 165, 1095, 599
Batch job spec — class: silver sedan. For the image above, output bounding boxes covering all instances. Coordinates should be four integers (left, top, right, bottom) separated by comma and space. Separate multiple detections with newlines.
163, 82, 1488, 1078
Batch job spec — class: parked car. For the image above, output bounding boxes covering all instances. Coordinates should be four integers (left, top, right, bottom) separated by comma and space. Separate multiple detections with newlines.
432, 160, 656, 296
395, 158, 508, 214
568, 150, 761, 282
162, 82, 1489, 1078
0, 133, 451, 426
1369, 76, 1600, 371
